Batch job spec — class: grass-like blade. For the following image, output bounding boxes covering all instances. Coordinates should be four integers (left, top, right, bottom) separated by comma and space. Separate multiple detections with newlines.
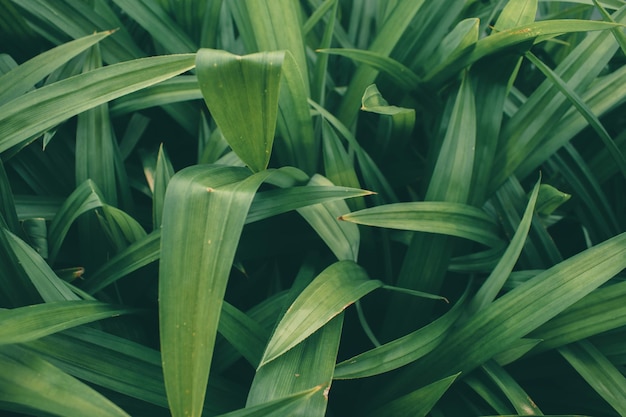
333, 292, 465, 379
560, 340, 626, 415
0, 53, 196, 154
0, 345, 131, 417
217, 386, 323, 417
259, 260, 381, 367
0, 300, 134, 345
340, 201, 502, 248
0, 31, 111, 106
366, 373, 460, 417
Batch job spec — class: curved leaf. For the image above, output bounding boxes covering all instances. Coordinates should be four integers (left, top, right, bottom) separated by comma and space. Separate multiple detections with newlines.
260, 260, 382, 367
0, 301, 134, 345
340, 201, 503, 248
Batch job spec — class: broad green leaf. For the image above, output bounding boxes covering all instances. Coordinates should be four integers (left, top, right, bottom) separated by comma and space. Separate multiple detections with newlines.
469, 178, 541, 313
560, 340, 626, 415
196, 49, 283, 172
0, 31, 111, 106
260, 260, 382, 367
366, 373, 460, 417
0, 301, 134, 345
333, 292, 465, 379
340, 201, 502, 248
159, 165, 276, 417
0, 53, 196, 155
0, 345, 131, 417
218, 386, 323, 417
247, 316, 343, 417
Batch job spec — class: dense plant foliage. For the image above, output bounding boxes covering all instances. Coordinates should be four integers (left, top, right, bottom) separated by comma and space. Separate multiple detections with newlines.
1, 0, 626, 416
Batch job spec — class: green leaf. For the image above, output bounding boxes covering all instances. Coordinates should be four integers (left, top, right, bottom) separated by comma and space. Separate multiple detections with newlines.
560, 340, 626, 415
296, 175, 362, 261
0, 31, 111, 106
0, 53, 196, 154
335, 0, 426, 127
259, 260, 382, 367
0, 301, 134, 345
247, 316, 343, 417
468, 178, 541, 313
366, 373, 460, 417
153, 143, 175, 228
159, 165, 276, 417
196, 49, 284, 172
427, 20, 622, 85
48, 180, 105, 264
0, 345, 131, 417
340, 201, 502, 248
333, 292, 465, 379
535, 183, 571, 215
110, 0, 197, 54
217, 386, 323, 417
378, 232, 626, 402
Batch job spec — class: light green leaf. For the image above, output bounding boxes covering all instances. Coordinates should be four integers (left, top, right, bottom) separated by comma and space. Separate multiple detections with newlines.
159, 165, 276, 417
340, 202, 503, 248
196, 49, 283, 172
260, 260, 382, 367
153, 143, 175, 228
0, 53, 196, 154
0, 345, 131, 417
535, 183, 571, 215
0, 301, 134, 345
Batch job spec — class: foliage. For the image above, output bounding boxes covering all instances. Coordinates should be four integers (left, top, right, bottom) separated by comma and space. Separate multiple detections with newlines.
1, 0, 626, 416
